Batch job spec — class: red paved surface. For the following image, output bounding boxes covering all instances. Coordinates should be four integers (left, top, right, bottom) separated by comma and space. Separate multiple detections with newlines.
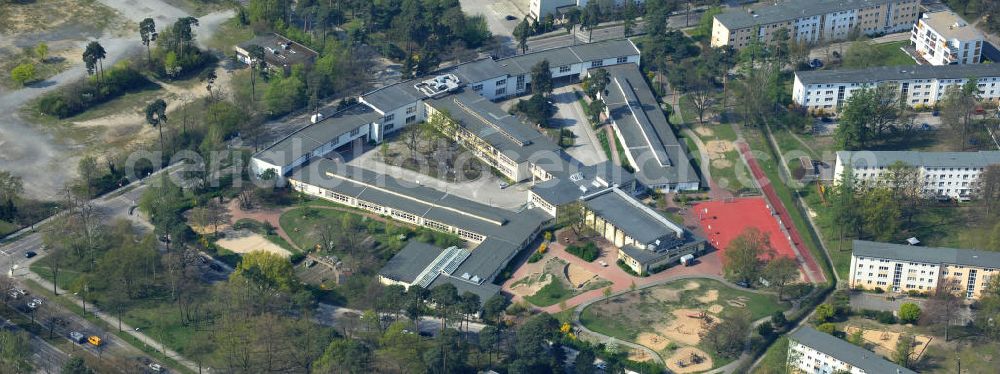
692, 197, 797, 261
736, 141, 826, 283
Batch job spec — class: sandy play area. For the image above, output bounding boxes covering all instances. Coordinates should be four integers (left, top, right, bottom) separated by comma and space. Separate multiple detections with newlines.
696, 289, 718, 303
844, 326, 931, 361
659, 309, 720, 346
215, 230, 292, 258
694, 126, 714, 137
637, 332, 671, 351
566, 263, 598, 288
666, 347, 714, 374
510, 273, 553, 298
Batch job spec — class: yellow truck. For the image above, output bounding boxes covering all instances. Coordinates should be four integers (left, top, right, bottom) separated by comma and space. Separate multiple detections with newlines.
87, 335, 102, 347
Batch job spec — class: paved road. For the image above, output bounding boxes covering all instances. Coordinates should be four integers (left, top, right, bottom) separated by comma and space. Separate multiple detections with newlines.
2, 319, 70, 373
550, 87, 608, 166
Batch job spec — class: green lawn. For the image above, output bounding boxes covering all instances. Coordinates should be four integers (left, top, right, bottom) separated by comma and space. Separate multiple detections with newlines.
0, 53, 72, 89
0, 220, 17, 238
524, 281, 574, 307
597, 129, 613, 160
872, 41, 917, 67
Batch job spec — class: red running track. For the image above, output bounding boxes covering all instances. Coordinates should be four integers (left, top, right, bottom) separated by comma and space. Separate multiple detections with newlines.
735, 141, 826, 283
693, 198, 798, 261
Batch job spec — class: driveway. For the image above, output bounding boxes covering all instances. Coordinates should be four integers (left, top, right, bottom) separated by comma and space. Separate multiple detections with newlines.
550, 87, 608, 166
460, 0, 527, 57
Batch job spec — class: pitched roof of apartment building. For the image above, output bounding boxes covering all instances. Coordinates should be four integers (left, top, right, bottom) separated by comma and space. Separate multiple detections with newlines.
715, 0, 899, 30
853, 240, 1000, 268
790, 326, 918, 374
796, 64, 1000, 85
600, 64, 700, 188
836, 150, 1000, 169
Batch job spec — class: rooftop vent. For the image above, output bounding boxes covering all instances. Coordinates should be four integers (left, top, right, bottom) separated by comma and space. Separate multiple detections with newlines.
461, 272, 471, 279
414, 74, 461, 97
569, 172, 584, 182
471, 275, 481, 283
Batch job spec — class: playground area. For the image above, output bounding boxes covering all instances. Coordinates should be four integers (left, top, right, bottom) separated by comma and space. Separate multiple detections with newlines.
509, 257, 611, 307
692, 198, 805, 279
844, 325, 932, 362
580, 278, 785, 369
215, 229, 293, 258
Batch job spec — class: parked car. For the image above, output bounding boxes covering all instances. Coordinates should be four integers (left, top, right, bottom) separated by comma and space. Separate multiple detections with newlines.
69, 331, 86, 344
149, 363, 163, 372
87, 335, 102, 347
505, 15, 517, 21
809, 59, 823, 68
24, 251, 36, 258
499, 181, 509, 189
735, 280, 750, 288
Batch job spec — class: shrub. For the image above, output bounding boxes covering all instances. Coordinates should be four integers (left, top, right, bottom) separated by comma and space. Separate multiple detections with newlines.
289, 252, 306, 264
37, 62, 152, 118
816, 323, 836, 334
527, 251, 544, 263
566, 242, 600, 262
899, 303, 921, 324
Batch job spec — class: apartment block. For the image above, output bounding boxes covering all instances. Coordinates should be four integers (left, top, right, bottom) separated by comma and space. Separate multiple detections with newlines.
911, 10, 984, 65
792, 64, 1000, 112
530, 0, 643, 20
849, 240, 1000, 299
834, 150, 1000, 199
711, 0, 919, 49
789, 326, 917, 374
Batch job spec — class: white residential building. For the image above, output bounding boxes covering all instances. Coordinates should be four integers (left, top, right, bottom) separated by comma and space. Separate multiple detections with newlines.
849, 240, 1000, 299
789, 326, 916, 374
711, 0, 919, 49
911, 10, 984, 65
833, 150, 1000, 200
529, 0, 643, 20
792, 64, 1000, 112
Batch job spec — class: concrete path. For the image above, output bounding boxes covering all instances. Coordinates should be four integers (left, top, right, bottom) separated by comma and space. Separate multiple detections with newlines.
550, 87, 607, 166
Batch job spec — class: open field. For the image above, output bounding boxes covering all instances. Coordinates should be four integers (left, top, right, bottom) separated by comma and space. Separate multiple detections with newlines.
0, 0, 128, 38
510, 257, 611, 307
581, 278, 786, 369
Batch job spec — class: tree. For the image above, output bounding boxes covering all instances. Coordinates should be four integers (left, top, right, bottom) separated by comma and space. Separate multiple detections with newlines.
0, 330, 31, 373
701, 309, 751, 358
313, 338, 372, 373
513, 19, 531, 55
939, 78, 981, 150
859, 187, 901, 241
688, 79, 716, 124
139, 18, 157, 62
531, 59, 553, 96
835, 84, 905, 150
82, 41, 107, 85
585, 68, 610, 100
893, 333, 915, 368
145, 99, 169, 159
978, 164, 1000, 219
762, 256, 798, 300
10, 63, 35, 86
233, 250, 298, 292
771, 310, 787, 329
923, 285, 961, 339
34, 42, 48, 62
723, 228, 774, 285
814, 303, 836, 323
974, 277, 1000, 339
247, 44, 266, 102
574, 348, 595, 374
61, 356, 94, 374
898, 303, 921, 324
515, 92, 556, 127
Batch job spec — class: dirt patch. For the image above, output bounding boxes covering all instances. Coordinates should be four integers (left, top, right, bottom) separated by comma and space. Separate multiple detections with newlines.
726, 296, 749, 308
658, 309, 719, 346
666, 347, 713, 374
694, 126, 714, 137
683, 281, 701, 291
696, 289, 719, 303
510, 273, 553, 298
711, 159, 733, 169
651, 288, 682, 302
565, 263, 597, 288
215, 229, 292, 258
844, 326, 931, 362
707, 304, 724, 314
636, 332, 671, 351
705, 140, 733, 160
628, 348, 654, 362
